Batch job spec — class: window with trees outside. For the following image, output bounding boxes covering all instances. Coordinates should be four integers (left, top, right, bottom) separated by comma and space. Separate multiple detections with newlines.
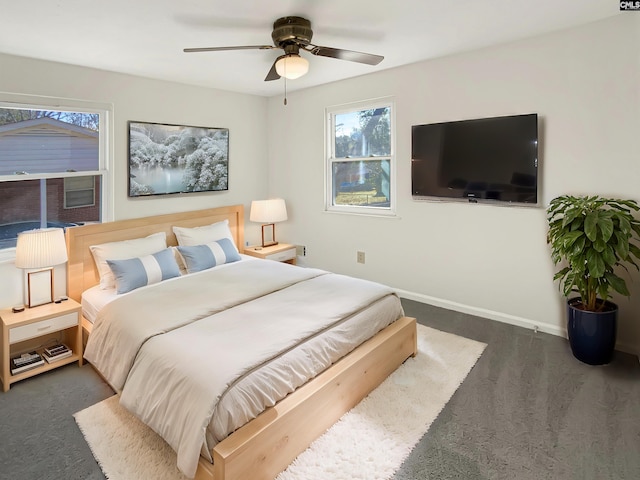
326, 98, 395, 215
0, 102, 110, 251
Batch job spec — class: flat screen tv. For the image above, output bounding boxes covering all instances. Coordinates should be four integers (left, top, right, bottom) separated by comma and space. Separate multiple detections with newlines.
411, 113, 539, 205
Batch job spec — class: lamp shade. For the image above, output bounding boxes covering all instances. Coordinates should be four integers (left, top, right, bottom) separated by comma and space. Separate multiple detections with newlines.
250, 199, 288, 224
275, 54, 309, 80
15, 228, 68, 269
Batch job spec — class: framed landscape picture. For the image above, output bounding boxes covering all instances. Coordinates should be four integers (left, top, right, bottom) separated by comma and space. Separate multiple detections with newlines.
128, 121, 229, 197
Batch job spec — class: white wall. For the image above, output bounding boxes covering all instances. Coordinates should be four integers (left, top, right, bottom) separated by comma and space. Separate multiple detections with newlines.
0, 53, 269, 307
1, 15, 638, 353
267, 15, 640, 353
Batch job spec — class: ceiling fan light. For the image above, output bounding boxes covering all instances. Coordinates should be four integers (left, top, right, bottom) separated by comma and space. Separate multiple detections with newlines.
275, 54, 309, 79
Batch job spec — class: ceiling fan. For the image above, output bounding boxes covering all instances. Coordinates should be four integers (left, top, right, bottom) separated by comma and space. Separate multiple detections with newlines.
183, 16, 384, 82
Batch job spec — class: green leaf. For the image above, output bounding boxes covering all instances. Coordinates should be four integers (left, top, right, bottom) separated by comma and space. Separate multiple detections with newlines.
586, 250, 605, 278
570, 235, 586, 256
593, 236, 606, 253
616, 234, 630, 260
570, 217, 584, 232
597, 282, 609, 303
605, 272, 630, 297
553, 267, 570, 282
627, 256, 639, 271
617, 215, 631, 236
629, 242, 640, 261
548, 218, 563, 230
584, 211, 598, 241
597, 216, 614, 242
612, 199, 640, 212
562, 271, 576, 297
602, 245, 617, 267
562, 208, 580, 229
562, 230, 584, 249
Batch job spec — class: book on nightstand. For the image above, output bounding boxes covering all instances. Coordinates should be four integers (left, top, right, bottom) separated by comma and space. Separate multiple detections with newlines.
11, 352, 45, 375
42, 344, 72, 363
43, 350, 72, 363
44, 344, 69, 356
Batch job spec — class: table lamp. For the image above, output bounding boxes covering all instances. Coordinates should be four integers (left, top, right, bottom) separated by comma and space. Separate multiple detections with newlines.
250, 198, 288, 248
15, 228, 68, 307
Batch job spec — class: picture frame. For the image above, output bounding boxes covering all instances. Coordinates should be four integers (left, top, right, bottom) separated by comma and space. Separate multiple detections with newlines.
128, 121, 229, 197
27, 269, 54, 307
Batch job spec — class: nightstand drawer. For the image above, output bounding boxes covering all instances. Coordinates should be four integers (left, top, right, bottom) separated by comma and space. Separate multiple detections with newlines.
9, 311, 78, 344
265, 248, 296, 262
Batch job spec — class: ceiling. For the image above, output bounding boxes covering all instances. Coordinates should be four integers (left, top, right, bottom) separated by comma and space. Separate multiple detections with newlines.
1, 0, 618, 97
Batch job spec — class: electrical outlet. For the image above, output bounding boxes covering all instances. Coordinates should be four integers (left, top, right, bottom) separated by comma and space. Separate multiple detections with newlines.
296, 245, 306, 256
357, 251, 365, 264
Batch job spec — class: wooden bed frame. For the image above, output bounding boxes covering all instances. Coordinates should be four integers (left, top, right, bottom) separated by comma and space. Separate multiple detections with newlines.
65, 204, 417, 480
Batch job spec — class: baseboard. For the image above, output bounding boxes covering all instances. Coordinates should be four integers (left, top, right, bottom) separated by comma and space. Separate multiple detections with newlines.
396, 289, 638, 357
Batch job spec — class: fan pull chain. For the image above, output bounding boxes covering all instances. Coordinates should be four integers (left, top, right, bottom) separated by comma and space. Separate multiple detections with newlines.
283, 76, 288, 105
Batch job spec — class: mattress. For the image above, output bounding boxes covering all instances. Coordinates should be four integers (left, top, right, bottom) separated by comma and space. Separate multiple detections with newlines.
81, 284, 117, 324
82, 259, 404, 477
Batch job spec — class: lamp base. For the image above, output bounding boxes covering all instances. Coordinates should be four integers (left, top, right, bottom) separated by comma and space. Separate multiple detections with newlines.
25, 267, 54, 308
261, 224, 279, 248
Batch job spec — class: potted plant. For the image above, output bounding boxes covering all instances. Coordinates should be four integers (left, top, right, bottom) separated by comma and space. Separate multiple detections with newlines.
547, 195, 640, 365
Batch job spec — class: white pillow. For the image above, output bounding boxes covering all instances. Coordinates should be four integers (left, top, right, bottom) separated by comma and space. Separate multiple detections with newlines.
89, 232, 167, 289
172, 219, 234, 247
171, 246, 188, 275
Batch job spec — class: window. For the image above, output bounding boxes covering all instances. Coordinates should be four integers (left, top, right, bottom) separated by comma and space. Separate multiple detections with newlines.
64, 176, 96, 208
0, 99, 110, 251
326, 98, 395, 215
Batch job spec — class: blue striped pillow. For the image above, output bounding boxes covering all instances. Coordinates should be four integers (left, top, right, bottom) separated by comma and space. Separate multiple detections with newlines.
107, 247, 181, 294
176, 238, 241, 274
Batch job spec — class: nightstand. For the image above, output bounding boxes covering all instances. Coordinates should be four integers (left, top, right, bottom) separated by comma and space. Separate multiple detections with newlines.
0, 299, 83, 392
244, 243, 297, 265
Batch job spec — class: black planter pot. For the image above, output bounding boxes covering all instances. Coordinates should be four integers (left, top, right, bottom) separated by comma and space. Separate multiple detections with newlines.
566, 297, 617, 365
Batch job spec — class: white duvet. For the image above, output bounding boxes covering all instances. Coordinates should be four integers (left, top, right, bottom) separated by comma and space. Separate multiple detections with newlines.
84, 260, 400, 478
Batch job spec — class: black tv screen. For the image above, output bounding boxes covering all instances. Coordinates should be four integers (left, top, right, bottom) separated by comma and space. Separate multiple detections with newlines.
411, 113, 539, 205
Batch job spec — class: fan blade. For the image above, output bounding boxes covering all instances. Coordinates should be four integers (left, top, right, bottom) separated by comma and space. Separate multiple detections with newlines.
304, 45, 383, 65
183, 45, 275, 53
264, 58, 281, 82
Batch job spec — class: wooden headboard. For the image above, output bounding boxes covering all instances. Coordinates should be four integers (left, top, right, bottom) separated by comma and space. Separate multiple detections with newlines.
65, 204, 244, 302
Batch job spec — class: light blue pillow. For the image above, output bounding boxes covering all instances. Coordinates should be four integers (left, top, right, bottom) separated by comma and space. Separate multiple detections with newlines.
107, 247, 181, 294
176, 238, 241, 274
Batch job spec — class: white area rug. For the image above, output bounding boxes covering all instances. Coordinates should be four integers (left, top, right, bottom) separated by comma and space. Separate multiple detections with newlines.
74, 325, 486, 480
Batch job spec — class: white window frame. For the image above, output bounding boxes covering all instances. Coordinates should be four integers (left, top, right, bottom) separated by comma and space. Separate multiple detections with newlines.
325, 97, 396, 216
0, 94, 112, 260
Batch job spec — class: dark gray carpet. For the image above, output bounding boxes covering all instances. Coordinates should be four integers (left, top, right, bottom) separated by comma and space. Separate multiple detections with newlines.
1, 299, 638, 480
0, 362, 113, 480
394, 300, 640, 480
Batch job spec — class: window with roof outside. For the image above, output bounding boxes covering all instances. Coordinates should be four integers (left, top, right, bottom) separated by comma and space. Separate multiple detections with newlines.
0, 104, 109, 250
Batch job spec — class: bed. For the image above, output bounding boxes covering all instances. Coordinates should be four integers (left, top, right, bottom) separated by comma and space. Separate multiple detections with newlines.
66, 204, 417, 480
